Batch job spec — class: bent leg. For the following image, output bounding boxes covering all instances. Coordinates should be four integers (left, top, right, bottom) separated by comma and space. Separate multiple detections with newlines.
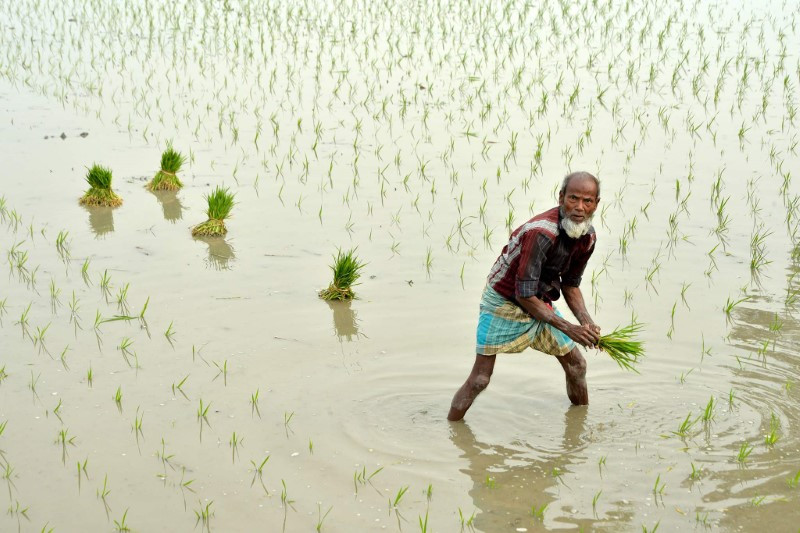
447, 354, 496, 421
557, 347, 588, 405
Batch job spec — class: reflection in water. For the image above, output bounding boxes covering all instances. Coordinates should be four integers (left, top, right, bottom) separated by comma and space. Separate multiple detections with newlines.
712, 265, 800, 529
195, 236, 235, 270
450, 408, 632, 531
149, 189, 184, 222
327, 300, 360, 341
84, 206, 114, 237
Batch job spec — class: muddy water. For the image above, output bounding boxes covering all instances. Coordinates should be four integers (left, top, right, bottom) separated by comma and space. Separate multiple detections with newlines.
1, 0, 800, 531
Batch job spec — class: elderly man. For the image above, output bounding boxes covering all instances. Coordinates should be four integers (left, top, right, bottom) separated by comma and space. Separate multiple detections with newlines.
448, 172, 601, 421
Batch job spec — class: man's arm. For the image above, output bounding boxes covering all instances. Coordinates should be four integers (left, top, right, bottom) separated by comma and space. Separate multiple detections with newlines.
516, 293, 600, 348
562, 285, 599, 332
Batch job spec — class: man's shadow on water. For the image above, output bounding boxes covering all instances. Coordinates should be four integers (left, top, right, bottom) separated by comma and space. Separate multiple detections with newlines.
450, 408, 632, 531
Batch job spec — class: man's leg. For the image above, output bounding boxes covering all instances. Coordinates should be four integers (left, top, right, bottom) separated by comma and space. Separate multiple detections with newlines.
557, 347, 588, 405
447, 354, 496, 421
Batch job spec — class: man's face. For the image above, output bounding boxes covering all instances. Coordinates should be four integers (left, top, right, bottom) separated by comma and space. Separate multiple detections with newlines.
558, 177, 600, 224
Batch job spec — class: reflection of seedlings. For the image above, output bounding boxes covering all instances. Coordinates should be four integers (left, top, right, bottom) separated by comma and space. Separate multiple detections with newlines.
327, 300, 360, 341
28, 371, 40, 401
196, 236, 236, 270
148, 145, 185, 191
192, 186, 235, 237
150, 190, 184, 222
79, 165, 122, 207
319, 248, 365, 301
86, 206, 116, 237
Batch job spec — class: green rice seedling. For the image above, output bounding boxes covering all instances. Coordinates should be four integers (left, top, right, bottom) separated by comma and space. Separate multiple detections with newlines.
229, 431, 242, 463
172, 375, 189, 399
315, 503, 332, 532
86, 365, 93, 387
113, 387, 123, 410
213, 359, 228, 385
419, 508, 429, 533
690, 462, 702, 481
147, 145, 186, 191
193, 501, 214, 532
56, 428, 76, 463
250, 455, 270, 494
191, 186, 235, 237
737, 442, 754, 463
724, 295, 749, 316
132, 407, 144, 445
389, 486, 409, 511
592, 490, 602, 515
671, 412, 698, 438
642, 520, 660, 533
458, 507, 476, 531
701, 396, 716, 422
81, 258, 91, 285
250, 389, 260, 417
79, 165, 122, 207
318, 248, 366, 301
308, 439, 313, 454
764, 413, 780, 446
77, 457, 89, 492
280, 479, 295, 510
113, 508, 131, 532
787, 469, 800, 488
530, 502, 548, 520
597, 321, 645, 372
164, 321, 176, 344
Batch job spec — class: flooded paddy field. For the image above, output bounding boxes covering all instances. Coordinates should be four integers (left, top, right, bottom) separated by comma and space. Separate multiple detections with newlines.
1, 0, 799, 530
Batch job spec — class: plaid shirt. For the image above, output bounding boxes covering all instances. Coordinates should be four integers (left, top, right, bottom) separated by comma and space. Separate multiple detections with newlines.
486, 206, 596, 304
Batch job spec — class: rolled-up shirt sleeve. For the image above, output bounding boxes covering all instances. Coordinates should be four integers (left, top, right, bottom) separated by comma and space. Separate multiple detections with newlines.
562, 234, 596, 287
515, 232, 552, 299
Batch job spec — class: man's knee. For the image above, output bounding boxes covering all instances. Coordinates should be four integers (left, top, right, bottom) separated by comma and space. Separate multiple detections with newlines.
470, 372, 491, 393
570, 351, 587, 378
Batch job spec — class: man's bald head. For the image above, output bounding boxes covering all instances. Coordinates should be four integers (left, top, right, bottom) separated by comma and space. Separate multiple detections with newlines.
559, 172, 600, 200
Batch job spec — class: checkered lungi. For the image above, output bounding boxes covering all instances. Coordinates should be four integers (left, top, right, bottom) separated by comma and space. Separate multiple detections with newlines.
476, 285, 575, 356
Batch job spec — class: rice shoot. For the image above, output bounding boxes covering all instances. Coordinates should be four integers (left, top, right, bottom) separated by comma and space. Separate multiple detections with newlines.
147, 144, 186, 191
191, 186, 235, 237
597, 321, 645, 373
79, 164, 122, 207
319, 248, 366, 301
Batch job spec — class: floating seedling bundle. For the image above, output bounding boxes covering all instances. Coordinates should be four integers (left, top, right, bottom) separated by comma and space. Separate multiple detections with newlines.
319, 248, 365, 301
597, 321, 646, 372
147, 145, 186, 191
79, 164, 122, 207
191, 186, 234, 237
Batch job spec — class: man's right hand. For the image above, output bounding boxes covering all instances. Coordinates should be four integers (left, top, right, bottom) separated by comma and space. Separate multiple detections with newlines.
565, 323, 600, 348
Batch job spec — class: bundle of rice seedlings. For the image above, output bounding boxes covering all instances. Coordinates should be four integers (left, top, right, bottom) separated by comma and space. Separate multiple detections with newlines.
319, 248, 366, 301
79, 164, 122, 207
597, 321, 645, 373
147, 145, 186, 191
191, 186, 235, 237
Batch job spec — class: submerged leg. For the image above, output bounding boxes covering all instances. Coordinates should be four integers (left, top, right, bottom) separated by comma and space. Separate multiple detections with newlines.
557, 347, 588, 405
447, 354, 496, 421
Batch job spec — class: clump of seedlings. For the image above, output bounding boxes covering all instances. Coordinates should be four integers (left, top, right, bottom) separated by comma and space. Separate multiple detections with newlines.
148, 145, 186, 191
79, 165, 122, 207
191, 186, 235, 236
597, 320, 646, 372
318, 248, 366, 301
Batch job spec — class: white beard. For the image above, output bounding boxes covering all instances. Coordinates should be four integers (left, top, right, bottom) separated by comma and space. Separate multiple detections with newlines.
560, 213, 593, 239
